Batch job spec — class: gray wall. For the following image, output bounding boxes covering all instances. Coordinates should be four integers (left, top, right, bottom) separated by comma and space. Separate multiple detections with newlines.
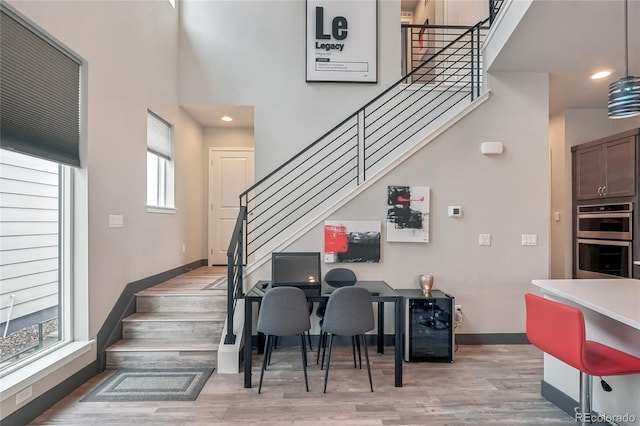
278, 72, 551, 334
179, 0, 402, 178
2, 0, 206, 417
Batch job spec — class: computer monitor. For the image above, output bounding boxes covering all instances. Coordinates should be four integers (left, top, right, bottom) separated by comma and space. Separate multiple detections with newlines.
271, 252, 321, 289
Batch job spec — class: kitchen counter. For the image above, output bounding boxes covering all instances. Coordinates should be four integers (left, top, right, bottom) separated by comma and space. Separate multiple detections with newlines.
530, 279, 640, 424
531, 279, 640, 329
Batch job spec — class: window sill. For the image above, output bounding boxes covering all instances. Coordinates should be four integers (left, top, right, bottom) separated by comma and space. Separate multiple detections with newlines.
0, 340, 95, 398
146, 206, 176, 214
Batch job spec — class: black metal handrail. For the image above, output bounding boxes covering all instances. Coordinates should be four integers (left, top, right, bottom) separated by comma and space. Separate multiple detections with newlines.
224, 206, 246, 344
240, 19, 489, 262
224, 10, 504, 346
490, 0, 506, 24
401, 23, 485, 84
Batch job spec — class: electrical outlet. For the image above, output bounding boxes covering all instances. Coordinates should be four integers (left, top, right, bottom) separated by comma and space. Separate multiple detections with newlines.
455, 304, 462, 311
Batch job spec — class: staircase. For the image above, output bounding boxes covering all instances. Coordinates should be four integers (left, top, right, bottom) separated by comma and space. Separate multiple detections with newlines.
224, 16, 500, 350
105, 267, 226, 369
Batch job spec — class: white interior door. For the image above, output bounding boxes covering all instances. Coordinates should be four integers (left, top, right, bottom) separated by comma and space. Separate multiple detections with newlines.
208, 148, 255, 265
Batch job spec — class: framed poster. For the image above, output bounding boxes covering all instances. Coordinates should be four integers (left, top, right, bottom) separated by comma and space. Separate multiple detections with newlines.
386, 186, 430, 243
306, 0, 377, 83
324, 220, 381, 263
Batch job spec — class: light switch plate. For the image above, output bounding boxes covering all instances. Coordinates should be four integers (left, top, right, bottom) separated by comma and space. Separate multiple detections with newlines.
479, 234, 491, 246
521, 234, 538, 246
109, 215, 124, 228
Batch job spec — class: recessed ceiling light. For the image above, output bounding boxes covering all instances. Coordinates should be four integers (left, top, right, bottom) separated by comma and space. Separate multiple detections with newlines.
591, 70, 612, 80
221, 116, 233, 122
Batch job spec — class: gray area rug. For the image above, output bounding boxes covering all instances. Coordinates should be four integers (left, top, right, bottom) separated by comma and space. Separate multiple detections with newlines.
80, 368, 213, 402
204, 277, 226, 290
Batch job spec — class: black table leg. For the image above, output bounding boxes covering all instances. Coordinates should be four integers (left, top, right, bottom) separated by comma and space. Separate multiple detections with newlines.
377, 301, 384, 354
243, 298, 253, 388
394, 296, 403, 387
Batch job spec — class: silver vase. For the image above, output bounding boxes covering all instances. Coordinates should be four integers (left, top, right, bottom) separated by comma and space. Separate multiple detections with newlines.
418, 274, 434, 295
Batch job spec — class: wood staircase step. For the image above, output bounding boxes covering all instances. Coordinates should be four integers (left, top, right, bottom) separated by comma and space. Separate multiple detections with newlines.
105, 339, 218, 369
135, 293, 227, 313
104, 266, 227, 370
122, 312, 225, 340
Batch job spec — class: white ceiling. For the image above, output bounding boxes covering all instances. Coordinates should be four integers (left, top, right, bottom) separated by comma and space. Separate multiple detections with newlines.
401, 0, 420, 12
488, 0, 640, 115
182, 105, 254, 128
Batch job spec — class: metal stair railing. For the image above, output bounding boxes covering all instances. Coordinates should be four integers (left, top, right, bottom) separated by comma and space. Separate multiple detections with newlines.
224, 18, 495, 345
402, 23, 482, 84
243, 20, 488, 259
224, 206, 246, 344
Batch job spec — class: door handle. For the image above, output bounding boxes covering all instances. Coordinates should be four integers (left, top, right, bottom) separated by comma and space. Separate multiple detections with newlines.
597, 186, 603, 196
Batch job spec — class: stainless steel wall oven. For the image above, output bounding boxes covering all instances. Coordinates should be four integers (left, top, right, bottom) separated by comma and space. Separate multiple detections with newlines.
576, 203, 633, 279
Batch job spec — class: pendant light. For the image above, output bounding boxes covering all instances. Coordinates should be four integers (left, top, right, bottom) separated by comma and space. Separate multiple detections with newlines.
608, 0, 640, 118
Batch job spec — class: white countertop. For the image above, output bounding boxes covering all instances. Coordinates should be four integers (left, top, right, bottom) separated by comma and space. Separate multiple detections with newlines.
531, 279, 640, 330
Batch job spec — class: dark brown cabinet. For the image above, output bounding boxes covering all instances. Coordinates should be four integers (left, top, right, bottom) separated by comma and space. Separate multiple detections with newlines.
572, 128, 640, 279
574, 133, 637, 201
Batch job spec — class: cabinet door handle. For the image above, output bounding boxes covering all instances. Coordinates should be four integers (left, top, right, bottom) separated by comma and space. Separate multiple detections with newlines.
602, 186, 607, 196
597, 186, 603, 196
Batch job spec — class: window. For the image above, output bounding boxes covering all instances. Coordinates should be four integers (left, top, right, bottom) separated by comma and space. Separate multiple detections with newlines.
0, 4, 80, 374
0, 149, 70, 370
146, 111, 175, 210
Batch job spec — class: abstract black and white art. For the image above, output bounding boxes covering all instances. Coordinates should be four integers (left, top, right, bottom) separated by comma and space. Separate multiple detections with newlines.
386, 186, 430, 243
324, 220, 381, 263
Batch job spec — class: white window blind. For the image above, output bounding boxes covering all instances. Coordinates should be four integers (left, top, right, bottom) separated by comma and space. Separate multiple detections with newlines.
147, 112, 172, 159
0, 6, 81, 167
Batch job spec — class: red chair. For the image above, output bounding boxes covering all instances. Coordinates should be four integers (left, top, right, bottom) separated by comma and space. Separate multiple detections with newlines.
524, 293, 640, 425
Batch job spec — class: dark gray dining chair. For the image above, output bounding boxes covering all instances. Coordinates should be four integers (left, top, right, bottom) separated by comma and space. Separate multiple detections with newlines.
316, 268, 357, 367
321, 286, 374, 393
257, 286, 311, 393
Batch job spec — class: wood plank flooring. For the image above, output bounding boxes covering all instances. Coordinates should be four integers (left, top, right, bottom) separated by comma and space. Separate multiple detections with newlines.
32, 345, 574, 424
30, 267, 574, 424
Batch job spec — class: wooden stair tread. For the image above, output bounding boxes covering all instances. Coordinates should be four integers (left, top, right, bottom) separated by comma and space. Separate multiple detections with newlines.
123, 312, 226, 322
135, 289, 227, 296
106, 339, 218, 352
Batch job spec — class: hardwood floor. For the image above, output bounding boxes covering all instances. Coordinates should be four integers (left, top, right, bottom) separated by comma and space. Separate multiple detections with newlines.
30, 267, 574, 424
32, 345, 573, 425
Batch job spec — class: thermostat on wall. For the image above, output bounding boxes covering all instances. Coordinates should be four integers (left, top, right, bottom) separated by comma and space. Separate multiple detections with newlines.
448, 206, 463, 217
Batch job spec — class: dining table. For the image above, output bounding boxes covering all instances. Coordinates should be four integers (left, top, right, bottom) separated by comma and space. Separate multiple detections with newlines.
243, 279, 404, 388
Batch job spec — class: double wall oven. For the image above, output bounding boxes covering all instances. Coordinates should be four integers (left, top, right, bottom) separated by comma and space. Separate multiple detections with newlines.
576, 202, 633, 279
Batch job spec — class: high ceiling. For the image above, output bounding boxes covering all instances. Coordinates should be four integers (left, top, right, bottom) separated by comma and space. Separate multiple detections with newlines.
182, 105, 254, 128
401, 0, 420, 12
184, 0, 422, 128
488, 0, 640, 115
183, 0, 640, 127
